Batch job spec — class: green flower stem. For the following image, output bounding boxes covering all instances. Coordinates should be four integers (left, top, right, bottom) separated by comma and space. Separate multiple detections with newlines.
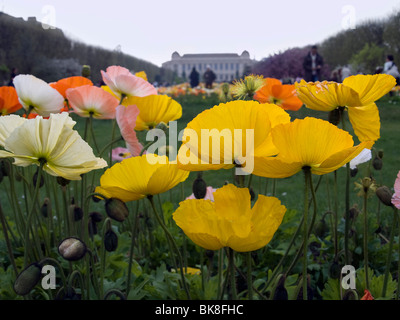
333, 171, 339, 258
108, 119, 117, 166
363, 189, 370, 290
23, 162, 44, 267
87, 249, 101, 299
246, 252, 253, 300
228, 248, 237, 300
68, 269, 86, 300
217, 248, 224, 299
61, 186, 71, 236
147, 195, 191, 300
104, 289, 126, 300
302, 167, 310, 300
89, 114, 100, 154
0, 201, 18, 277
382, 207, 398, 297
98, 136, 123, 158
126, 200, 140, 297
340, 107, 351, 265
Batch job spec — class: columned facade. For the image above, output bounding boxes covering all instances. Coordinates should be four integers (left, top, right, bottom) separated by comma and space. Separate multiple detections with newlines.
162, 51, 255, 82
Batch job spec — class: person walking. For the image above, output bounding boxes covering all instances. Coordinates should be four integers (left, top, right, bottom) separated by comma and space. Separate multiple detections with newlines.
303, 45, 324, 82
189, 67, 200, 88
203, 66, 216, 89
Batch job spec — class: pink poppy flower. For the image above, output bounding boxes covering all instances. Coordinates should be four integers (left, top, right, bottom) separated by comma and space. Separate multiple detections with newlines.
391, 170, 400, 209
112, 147, 131, 162
116, 105, 144, 156
101, 66, 157, 99
66, 85, 119, 119
186, 186, 217, 201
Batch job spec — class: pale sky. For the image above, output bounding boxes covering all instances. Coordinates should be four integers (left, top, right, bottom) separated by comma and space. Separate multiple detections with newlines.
2, 0, 399, 67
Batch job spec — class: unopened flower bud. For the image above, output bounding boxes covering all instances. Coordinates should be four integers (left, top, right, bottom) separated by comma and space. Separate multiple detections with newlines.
192, 174, 207, 199
372, 156, 383, 170
81, 65, 91, 78
104, 230, 118, 252
328, 109, 341, 126
73, 206, 84, 221
13, 263, 42, 296
348, 205, 360, 220
41, 198, 51, 218
58, 237, 87, 261
343, 289, 359, 300
88, 218, 97, 238
0, 159, 11, 177
272, 274, 288, 300
376, 186, 393, 207
33, 168, 45, 188
329, 261, 341, 279
56, 176, 70, 187
105, 198, 129, 222
89, 211, 103, 223
350, 167, 358, 177
314, 218, 328, 238
378, 150, 384, 159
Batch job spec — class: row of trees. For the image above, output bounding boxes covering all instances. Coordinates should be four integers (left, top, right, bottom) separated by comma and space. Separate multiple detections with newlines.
253, 10, 400, 80
0, 12, 174, 85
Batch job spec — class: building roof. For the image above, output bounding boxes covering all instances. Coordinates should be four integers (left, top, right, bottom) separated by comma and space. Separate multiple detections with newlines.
181, 53, 240, 59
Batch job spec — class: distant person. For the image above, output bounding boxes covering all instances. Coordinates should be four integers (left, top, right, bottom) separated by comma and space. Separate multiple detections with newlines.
203, 66, 216, 89
8, 67, 18, 86
303, 45, 324, 82
189, 67, 200, 88
383, 54, 400, 85
339, 65, 351, 81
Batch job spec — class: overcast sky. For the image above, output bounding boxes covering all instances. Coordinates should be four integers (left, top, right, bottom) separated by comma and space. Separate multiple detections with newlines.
2, 0, 399, 67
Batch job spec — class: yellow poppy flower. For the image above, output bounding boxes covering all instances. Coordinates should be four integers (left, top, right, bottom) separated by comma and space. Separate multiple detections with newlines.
0, 113, 107, 180
295, 74, 396, 142
95, 154, 189, 202
122, 95, 182, 131
172, 184, 286, 252
251, 117, 374, 178
177, 100, 290, 173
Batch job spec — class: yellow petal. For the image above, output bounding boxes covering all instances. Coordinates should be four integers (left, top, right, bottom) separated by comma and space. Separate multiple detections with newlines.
295, 80, 362, 111
343, 74, 396, 105
347, 103, 380, 142
123, 95, 182, 131
252, 157, 303, 178
172, 199, 224, 250
146, 163, 189, 195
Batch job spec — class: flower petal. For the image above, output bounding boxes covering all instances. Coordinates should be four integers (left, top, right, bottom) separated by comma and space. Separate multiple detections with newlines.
347, 103, 380, 142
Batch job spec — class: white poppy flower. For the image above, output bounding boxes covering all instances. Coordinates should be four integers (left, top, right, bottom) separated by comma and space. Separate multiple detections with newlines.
0, 113, 107, 180
13, 74, 65, 116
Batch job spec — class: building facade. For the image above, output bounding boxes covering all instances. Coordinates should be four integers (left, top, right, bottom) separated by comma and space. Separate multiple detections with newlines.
162, 51, 255, 82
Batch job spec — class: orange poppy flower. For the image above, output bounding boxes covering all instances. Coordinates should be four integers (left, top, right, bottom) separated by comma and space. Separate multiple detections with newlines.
0, 86, 23, 115
254, 78, 303, 111
50, 76, 93, 99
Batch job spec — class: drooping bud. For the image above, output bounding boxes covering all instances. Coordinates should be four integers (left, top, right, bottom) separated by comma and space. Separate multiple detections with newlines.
295, 275, 314, 300
372, 156, 383, 171
81, 65, 91, 78
13, 263, 42, 296
89, 211, 103, 223
73, 206, 84, 221
41, 198, 51, 218
58, 237, 87, 261
350, 167, 358, 177
33, 167, 45, 188
104, 230, 118, 252
348, 205, 360, 220
105, 198, 129, 222
378, 150, 384, 159
314, 218, 328, 238
0, 159, 11, 177
328, 109, 341, 126
343, 289, 359, 300
272, 274, 288, 300
56, 176, 70, 187
192, 173, 207, 199
329, 261, 341, 279
376, 186, 394, 207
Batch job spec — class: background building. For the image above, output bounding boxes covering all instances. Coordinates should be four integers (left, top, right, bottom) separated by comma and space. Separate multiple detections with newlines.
162, 51, 255, 82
